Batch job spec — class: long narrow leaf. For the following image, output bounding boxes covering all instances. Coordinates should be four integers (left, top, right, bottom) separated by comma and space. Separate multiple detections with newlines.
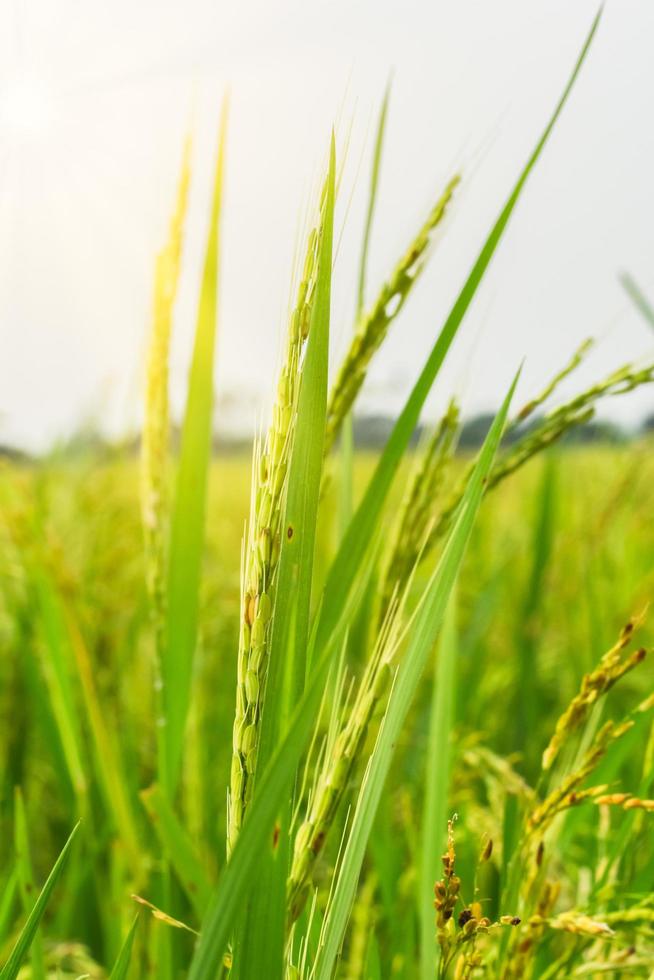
32, 566, 141, 865
419, 593, 457, 980
162, 104, 227, 794
62, 595, 142, 864
109, 914, 140, 980
513, 458, 557, 775
13, 790, 45, 980
31, 568, 87, 802
140, 786, 213, 917
0, 823, 80, 980
357, 82, 390, 316
620, 271, 654, 330
0, 872, 17, 946
339, 83, 390, 535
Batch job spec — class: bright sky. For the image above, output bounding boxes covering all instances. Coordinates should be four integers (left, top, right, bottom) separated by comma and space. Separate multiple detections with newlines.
1, 0, 653, 450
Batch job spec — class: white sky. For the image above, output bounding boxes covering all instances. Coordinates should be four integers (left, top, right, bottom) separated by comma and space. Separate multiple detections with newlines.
0, 0, 653, 450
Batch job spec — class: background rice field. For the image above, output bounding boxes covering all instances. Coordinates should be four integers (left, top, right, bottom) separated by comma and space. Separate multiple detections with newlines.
1, 441, 653, 975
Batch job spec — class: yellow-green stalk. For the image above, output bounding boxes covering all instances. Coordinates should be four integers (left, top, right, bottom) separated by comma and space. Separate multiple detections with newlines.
287, 598, 403, 920
542, 615, 646, 771
227, 175, 330, 854
139, 138, 191, 980
377, 399, 459, 622
343, 873, 378, 980
324, 175, 460, 456
141, 138, 191, 678
426, 357, 654, 574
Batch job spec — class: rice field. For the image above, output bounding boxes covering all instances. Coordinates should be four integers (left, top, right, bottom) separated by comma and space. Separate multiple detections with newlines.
1, 9, 654, 979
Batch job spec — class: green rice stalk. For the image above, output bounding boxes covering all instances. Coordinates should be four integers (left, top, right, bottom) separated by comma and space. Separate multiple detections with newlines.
378, 341, 596, 627
0, 872, 18, 946
378, 399, 459, 622
138, 140, 193, 980
500, 880, 560, 980
432, 822, 521, 980
509, 337, 593, 429
425, 357, 654, 565
163, 107, 226, 795
140, 138, 191, 771
343, 872, 378, 980
489, 359, 654, 489
537, 691, 654, 829
0, 823, 79, 980
593, 696, 654, 894
227, 172, 330, 855
357, 84, 390, 317
63, 595, 142, 867
499, 622, 651, 971
542, 615, 646, 772
30, 564, 89, 806
238, 137, 336, 980
108, 914, 140, 980
287, 409, 457, 922
327, 95, 392, 851
620, 271, 654, 330
324, 174, 460, 456
141, 138, 191, 633
338, 83, 391, 542
286, 596, 403, 922
512, 457, 558, 777
461, 743, 535, 804
288, 406, 459, 918
140, 785, 213, 917
420, 594, 458, 980
526, 718, 637, 835
536, 628, 648, 840
13, 789, 46, 980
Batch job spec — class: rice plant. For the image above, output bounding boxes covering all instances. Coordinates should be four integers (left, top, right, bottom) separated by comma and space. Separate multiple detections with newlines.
1, 8, 654, 979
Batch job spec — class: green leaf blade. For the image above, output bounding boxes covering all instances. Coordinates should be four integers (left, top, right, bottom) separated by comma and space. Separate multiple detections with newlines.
162, 104, 227, 795
109, 915, 140, 980
141, 785, 213, 916
0, 823, 80, 980
420, 594, 458, 980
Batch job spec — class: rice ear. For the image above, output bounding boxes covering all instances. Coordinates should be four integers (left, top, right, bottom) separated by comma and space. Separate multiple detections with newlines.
228, 165, 333, 854
324, 174, 460, 458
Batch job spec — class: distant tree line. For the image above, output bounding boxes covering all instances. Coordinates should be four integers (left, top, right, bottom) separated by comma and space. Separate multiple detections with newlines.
351, 411, 653, 451
2, 411, 654, 462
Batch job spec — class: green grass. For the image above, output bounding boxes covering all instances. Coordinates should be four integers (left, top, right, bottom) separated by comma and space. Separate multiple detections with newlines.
1, 8, 654, 978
